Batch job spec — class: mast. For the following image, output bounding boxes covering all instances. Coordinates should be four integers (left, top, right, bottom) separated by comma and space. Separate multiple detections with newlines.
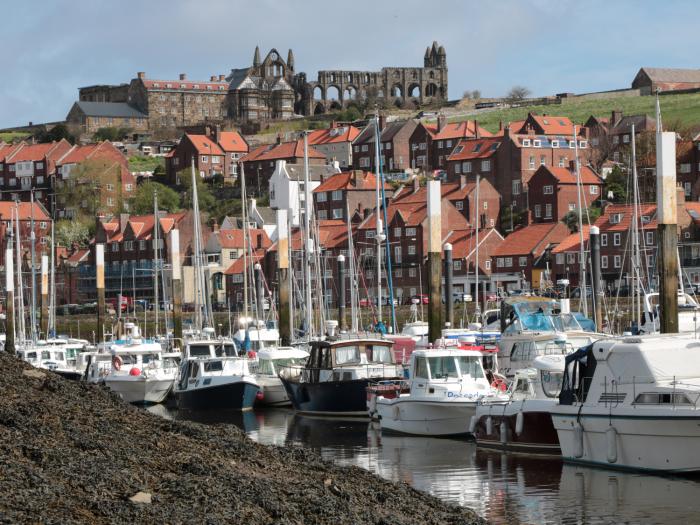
573, 125, 588, 316
48, 221, 55, 337
346, 202, 358, 332
15, 204, 26, 344
474, 174, 481, 320
303, 132, 313, 338
153, 189, 160, 336
630, 123, 642, 329
190, 159, 207, 332
29, 191, 37, 343
240, 162, 249, 327
373, 116, 383, 325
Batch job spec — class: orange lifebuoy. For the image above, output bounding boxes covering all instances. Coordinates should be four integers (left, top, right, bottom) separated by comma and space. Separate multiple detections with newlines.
112, 355, 122, 371
491, 377, 507, 392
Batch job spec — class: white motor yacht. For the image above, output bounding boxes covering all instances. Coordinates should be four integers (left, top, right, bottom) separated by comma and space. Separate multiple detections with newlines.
369, 348, 502, 436
99, 348, 179, 404
473, 354, 565, 454
253, 347, 309, 406
551, 334, 700, 472
174, 339, 260, 411
638, 291, 700, 334
17, 341, 83, 380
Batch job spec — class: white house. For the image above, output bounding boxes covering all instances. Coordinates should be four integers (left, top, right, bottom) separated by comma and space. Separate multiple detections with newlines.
268, 159, 340, 226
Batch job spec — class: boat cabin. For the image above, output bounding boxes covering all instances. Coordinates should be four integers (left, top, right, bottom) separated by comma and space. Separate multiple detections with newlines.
255, 347, 308, 378
302, 338, 399, 383
178, 340, 253, 391
510, 354, 565, 401
407, 349, 492, 398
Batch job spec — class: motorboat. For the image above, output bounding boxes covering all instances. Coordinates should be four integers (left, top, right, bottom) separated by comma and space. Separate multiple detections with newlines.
369, 348, 503, 436
472, 354, 565, 454
174, 339, 260, 411
279, 337, 402, 416
99, 348, 179, 404
233, 322, 280, 353
639, 291, 700, 334
497, 298, 606, 379
253, 346, 309, 406
550, 334, 700, 472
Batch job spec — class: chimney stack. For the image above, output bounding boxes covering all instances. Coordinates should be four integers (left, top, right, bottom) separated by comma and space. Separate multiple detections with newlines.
378, 114, 387, 131
219, 74, 226, 81
460, 174, 467, 190
474, 120, 481, 139
179, 73, 187, 80
437, 113, 447, 132
611, 110, 623, 127
210, 75, 217, 81
569, 159, 577, 172
137, 72, 146, 80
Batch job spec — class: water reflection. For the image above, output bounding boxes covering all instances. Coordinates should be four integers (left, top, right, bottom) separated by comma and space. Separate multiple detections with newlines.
150, 406, 700, 525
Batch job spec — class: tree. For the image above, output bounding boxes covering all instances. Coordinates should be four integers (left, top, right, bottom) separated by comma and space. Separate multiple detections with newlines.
35, 124, 75, 144
55, 159, 127, 220
603, 165, 628, 203
499, 206, 526, 233
562, 207, 602, 233
178, 168, 217, 214
94, 127, 131, 142
462, 89, 481, 100
55, 218, 92, 248
506, 85, 531, 102
130, 181, 181, 214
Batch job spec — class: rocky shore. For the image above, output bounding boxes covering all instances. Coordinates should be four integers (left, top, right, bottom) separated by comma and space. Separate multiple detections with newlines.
0, 352, 484, 524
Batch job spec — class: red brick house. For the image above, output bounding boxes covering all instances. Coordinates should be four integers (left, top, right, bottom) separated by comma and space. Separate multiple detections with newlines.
312, 171, 392, 222
444, 227, 505, 300
527, 163, 603, 223
241, 138, 326, 191
445, 137, 502, 190
490, 222, 570, 291
352, 118, 417, 173
550, 226, 591, 288
408, 116, 491, 172
307, 123, 361, 169
0, 201, 52, 267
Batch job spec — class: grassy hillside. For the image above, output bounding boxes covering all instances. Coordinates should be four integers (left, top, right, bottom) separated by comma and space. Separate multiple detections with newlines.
0, 131, 30, 143
450, 92, 700, 134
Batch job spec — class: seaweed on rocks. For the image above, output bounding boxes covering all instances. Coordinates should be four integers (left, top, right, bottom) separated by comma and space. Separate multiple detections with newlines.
0, 352, 486, 524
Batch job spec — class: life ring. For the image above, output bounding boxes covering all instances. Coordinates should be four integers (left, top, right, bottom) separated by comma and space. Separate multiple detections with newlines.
491, 377, 507, 392
112, 355, 123, 371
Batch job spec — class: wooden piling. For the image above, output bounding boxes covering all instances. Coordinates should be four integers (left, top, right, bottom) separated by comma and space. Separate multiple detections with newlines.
5, 247, 14, 353
169, 228, 183, 346
656, 130, 678, 333
427, 181, 442, 343
254, 263, 264, 322
95, 244, 105, 344
277, 209, 291, 345
590, 225, 603, 331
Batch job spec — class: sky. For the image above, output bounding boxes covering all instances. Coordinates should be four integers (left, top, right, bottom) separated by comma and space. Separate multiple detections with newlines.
1, 0, 698, 127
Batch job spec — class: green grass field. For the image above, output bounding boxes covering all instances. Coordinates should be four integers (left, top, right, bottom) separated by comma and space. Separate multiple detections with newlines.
0, 131, 30, 143
128, 155, 165, 173
451, 92, 700, 134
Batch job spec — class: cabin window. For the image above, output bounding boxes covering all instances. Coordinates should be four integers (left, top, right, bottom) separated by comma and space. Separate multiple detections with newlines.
513, 378, 530, 394
258, 359, 274, 375
204, 361, 224, 372
142, 353, 158, 364
189, 345, 211, 357
335, 345, 360, 365
367, 345, 393, 364
414, 357, 429, 379
634, 392, 692, 405
41, 351, 51, 360
456, 356, 484, 378
427, 356, 459, 380
541, 370, 564, 397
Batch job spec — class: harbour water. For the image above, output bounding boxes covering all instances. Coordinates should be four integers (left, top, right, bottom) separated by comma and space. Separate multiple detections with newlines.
148, 406, 700, 524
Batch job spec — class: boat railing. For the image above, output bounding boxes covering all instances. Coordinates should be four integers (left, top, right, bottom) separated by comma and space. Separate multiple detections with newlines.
602, 375, 700, 408
277, 363, 401, 383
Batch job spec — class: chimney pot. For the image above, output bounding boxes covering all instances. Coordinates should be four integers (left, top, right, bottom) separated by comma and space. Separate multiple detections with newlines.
179, 73, 187, 80
437, 113, 447, 132
210, 75, 217, 81
137, 72, 146, 80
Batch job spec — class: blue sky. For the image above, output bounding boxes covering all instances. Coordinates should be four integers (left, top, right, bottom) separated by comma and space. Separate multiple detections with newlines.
1, 0, 698, 127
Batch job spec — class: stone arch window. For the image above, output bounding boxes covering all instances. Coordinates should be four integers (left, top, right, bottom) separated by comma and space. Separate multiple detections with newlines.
313, 86, 324, 100
429, 71, 435, 80
344, 86, 357, 100
327, 85, 340, 101
330, 73, 336, 83
364, 73, 370, 84
347, 73, 352, 82
412, 71, 418, 79
408, 84, 421, 98
393, 71, 400, 79
426, 83, 438, 97
391, 84, 403, 98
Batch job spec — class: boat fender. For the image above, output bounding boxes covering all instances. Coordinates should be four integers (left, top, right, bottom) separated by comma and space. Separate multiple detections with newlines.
606, 425, 617, 463
515, 411, 524, 436
486, 416, 493, 436
573, 421, 584, 458
129, 367, 141, 376
256, 390, 264, 401
468, 415, 478, 434
112, 355, 122, 371
500, 420, 508, 444
491, 377, 508, 392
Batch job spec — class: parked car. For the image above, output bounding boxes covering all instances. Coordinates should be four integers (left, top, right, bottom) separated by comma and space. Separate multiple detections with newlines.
411, 294, 429, 305
571, 286, 592, 299
359, 298, 372, 308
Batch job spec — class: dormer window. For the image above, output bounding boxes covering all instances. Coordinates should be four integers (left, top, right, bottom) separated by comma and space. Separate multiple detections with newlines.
180, 84, 187, 88
166, 83, 172, 88
610, 213, 623, 224
153, 83, 160, 87
641, 215, 651, 224
522, 139, 531, 147
551, 140, 559, 148
194, 84, 200, 89
579, 140, 588, 148
543, 119, 549, 125
533, 139, 541, 148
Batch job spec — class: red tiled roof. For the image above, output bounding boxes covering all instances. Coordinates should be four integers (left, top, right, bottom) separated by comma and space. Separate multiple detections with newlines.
142, 79, 228, 92
492, 223, 569, 257
217, 131, 248, 153
0, 201, 50, 222
57, 141, 126, 166
186, 134, 224, 155
523, 114, 576, 135
224, 250, 265, 275
287, 220, 351, 251
447, 138, 501, 161
426, 120, 493, 140
313, 171, 390, 193
215, 228, 271, 250
0, 144, 20, 162
552, 226, 591, 254
543, 165, 602, 185
6, 140, 72, 163
67, 249, 89, 265
308, 125, 361, 145
241, 140, 325, 163
391, 181, 478, 205
594, 204, 657, 232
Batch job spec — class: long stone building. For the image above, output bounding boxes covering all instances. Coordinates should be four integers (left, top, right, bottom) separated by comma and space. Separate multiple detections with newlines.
71, 42, 448, 131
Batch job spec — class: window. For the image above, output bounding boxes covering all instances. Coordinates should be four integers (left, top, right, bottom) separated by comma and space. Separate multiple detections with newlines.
394, 246, 402, 264
125, 184, 133, 191
106, 183, 114, 191
646, 231, 653, 244
522, 139, 531, 147
529, 155, 535, 169
568, 203, 576, 211
419, 143, 427, 150
481, 160, 491, 171
623, 135, 630, 144
601, 234, 607, 246
685, 182, 692, 196
614, 255, 621, 268
613, 152, 620, 162
406, 227, 416, 237
124, 241, 134, 251
317, 192, 327, 202
9, 178, 16, 187
545, 203, 552, 217
551, 140, 559, 148
533, 139, 542, 148
446, 140, 452, 148
455, 201, 463, 210
408, 245, 416, 255
567, 253, 576, 264
212, 156, 220, 164
590, 185, 599, 195
512, 180, 521, 195
579, 140, 587, 148
362, 145, 368, 152
318, 210, 327, 219
534, 204, 541, 218
462, 161, 472, 173
613, 233, 621, 246
394, 227, 402, 237
556, 253, 564, 265
359, 157, 370, 168
485, 260, 491, 270
613, 136, 619, 145
543, 185, 553, 195
332, 208, 343, 219
505, 257, 513, 267
331, 190, 342, 201
107, 197, 114, 206
354, 145, 359, 153
540, 155, 546, 166
601, 255, 608, 269
519, 257, 527, 267
497, 258, 504, 268
610, 213, 623, 224
366, 231, 375, 239
408, 268, 416, 278
452, 259, 462, 271
385, 142, 392, 150
437, 140, 444, 149
455, 163, 461, 174
558, 157, 565, 167
111, 243, 118, 252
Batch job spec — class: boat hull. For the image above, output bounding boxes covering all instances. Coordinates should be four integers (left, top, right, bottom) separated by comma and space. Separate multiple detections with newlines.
103, 377, 173, 404
552, 410, 700, 472
376, 399, 477, 436
474, 408, 560, 454
256, 377, 291, 407
281, 377, 378, 416
176, 380, 259, 411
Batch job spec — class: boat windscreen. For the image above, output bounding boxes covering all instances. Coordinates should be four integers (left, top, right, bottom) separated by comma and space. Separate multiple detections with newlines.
335, 346, 360, 365
518, 313, 556, 331
551, 313, 582, 332
189, 345, 211, 357
367, 345, 393, 364
427, 356, 459, 380
456, 355, 484, 379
